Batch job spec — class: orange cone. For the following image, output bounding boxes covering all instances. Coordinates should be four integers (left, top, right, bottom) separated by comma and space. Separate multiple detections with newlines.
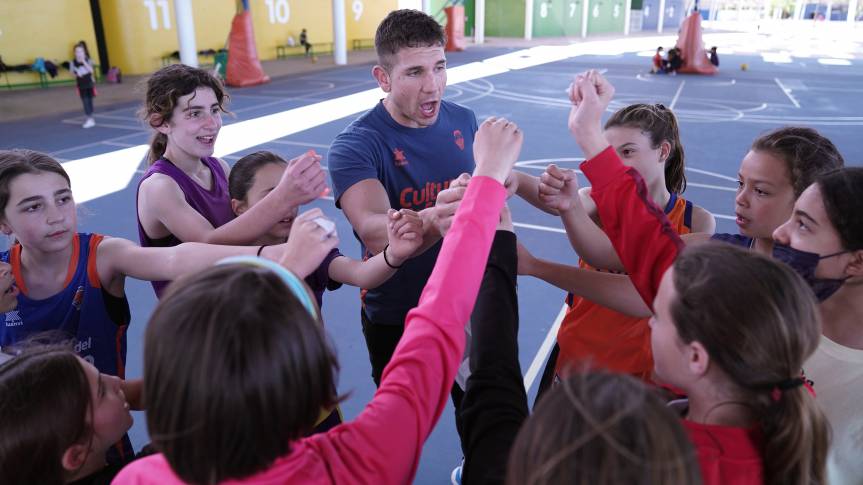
676, 12, 717, 75
226, 10, 270, 87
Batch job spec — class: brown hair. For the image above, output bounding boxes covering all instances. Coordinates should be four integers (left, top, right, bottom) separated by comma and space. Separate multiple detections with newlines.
375, 9, 446, 71
751, 126, 844, 197
507, 372, 702, 485
817, 167, 863, 251
0, 345, 93, 485
140, 64, 229, 165
144, 264, 340, 483
228, 151, 287, 202
0, 149, 71, 218
670, 243, 828, 485
604, 103, 687, 194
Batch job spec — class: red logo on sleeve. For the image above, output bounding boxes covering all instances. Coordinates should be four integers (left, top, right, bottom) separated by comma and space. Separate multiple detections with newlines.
453, 130, 465, 150
393, 148, 408, 167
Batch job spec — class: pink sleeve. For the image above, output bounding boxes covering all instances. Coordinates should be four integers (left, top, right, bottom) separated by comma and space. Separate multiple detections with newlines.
579, 146, 684, 308
312, 176, 507, 484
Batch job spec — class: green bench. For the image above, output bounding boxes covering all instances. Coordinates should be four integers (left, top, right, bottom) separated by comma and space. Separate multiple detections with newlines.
351, 38, 374, 50
276, 42, 333, 59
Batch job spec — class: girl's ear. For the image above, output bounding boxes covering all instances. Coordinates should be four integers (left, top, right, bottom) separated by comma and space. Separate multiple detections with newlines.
231, 198, 246, 216
0, 220, 13, 236
687, 340, 710, 377
61, 442, 89, 472
151, 114, 170, 135
844, 250, 863, 277
659, 140, 672, 164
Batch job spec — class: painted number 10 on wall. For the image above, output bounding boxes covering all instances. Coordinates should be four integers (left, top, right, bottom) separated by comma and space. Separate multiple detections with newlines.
264, 0, 291, 23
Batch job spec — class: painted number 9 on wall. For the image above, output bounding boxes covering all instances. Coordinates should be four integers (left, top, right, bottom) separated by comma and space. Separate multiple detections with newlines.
265, 0, 290, 24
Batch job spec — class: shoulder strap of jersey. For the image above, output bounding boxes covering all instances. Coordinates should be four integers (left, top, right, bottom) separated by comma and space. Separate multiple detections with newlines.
86, 234, 104, 288
683, 200, 694, 230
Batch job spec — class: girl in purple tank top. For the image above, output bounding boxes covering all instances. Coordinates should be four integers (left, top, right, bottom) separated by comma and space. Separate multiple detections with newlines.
136, 65, 329, 296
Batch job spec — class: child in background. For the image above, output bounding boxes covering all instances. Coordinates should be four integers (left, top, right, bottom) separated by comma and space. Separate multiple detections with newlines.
0, 345, 134, 485
70, 41, 96, 129
652, 46, 667, 73
228, 150, 424, 308
113, 116, 523, 485
137, 64, 327, 297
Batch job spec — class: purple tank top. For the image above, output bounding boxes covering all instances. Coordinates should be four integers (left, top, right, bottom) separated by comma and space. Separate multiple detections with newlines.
136, 157, 235, 297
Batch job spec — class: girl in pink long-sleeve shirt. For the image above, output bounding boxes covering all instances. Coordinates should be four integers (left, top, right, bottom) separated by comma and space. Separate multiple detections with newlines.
113, 117, 523, 485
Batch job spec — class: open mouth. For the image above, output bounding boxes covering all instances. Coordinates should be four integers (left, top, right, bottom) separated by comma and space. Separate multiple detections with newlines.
735, 213, 749, 226
197, 135, 216, 145
420, 101, 438, 117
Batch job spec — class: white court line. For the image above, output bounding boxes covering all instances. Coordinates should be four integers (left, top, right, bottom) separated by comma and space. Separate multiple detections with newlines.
513, 222, 566, 234
670, 80, 686, 110
523, 303, 568, 391
687, 182, 736, 192
686, 167, 738, 182
268, 139, 332, 149
774, 78, 801, 109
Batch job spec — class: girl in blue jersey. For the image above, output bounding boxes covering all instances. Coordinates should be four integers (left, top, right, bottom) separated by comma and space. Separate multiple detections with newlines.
0, 149, 338, 460
0, 345, 135, 485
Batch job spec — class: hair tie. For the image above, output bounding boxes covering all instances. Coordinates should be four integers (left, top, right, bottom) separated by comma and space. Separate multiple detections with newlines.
216, 255, 318, 319
770, 376, 806, 402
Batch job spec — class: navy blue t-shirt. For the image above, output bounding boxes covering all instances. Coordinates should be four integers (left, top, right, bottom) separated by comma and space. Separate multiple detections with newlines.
328, 100, 478, 325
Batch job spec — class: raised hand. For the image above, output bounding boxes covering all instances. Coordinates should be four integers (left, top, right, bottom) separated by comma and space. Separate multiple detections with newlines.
567, 70, 615, 159
275, 208, 339, 277
386, 209, 423, 263
538, 164, 580, 212
473, 117, 524, 184
276, 150, 329, 208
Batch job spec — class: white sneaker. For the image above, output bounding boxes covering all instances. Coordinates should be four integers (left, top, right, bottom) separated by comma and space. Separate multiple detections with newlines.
82, 117, 95, 128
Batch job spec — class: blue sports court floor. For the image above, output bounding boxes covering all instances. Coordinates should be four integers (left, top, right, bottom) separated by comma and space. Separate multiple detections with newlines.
1, 29, 862, 483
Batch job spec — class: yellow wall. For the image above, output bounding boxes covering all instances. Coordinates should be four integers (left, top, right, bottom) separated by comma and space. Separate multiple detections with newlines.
0, 0, 97, 85
100, 0, 234, 76
251, 0, 333, 59
344, 0, 399, 45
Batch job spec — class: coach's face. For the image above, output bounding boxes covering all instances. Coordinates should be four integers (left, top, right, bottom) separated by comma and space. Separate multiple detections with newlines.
374, 44, 447, 128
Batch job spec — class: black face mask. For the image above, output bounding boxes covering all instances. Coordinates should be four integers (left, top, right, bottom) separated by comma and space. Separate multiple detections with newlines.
773, 244, 850, 302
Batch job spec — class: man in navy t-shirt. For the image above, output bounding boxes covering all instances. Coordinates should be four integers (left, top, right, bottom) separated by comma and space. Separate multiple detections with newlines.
328, 9, 477, 387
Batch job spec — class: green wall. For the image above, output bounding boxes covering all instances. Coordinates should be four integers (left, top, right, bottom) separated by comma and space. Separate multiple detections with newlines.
486, 0, 526, 37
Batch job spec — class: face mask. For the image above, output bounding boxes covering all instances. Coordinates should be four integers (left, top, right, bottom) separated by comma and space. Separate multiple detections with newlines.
773, 244, 850, 302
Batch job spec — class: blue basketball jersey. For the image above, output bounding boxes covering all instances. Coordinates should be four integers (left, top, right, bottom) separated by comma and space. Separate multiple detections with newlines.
1, 233, 134, 461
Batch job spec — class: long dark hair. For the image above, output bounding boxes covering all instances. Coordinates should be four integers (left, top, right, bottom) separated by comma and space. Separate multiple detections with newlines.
0, 346, 93, 485
670, 243, 828, 485
816, 167, 863, 251
144, 264, 340, 483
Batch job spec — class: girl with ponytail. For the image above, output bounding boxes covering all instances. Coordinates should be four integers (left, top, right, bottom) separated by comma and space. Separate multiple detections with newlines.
560, 68, 832, 485
137, 64, 329, 297
515, 103, 715, 388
